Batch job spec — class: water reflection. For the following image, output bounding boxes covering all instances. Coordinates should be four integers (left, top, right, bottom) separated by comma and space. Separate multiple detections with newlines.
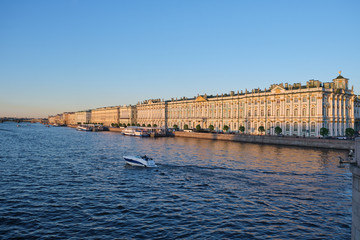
0, 122, 352, 239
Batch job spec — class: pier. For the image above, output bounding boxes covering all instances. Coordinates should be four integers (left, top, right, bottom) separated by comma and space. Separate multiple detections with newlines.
174, 131, 355, 150
351, 138, 360, 240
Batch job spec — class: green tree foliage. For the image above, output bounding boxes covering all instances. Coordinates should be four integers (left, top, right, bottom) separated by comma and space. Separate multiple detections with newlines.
209, 125, 214, 131
223, 125, 229, 132
195, 124, 201, 131
153, 124, 157, 127
184, 124, 189, 130
239, 126, 245, 133
173, 124, 178, 129
345, 128, 355, 137
320, 127, 329, 137
147, 124, 151, 127
258, 126, 265, 135
275, 126, 282, 135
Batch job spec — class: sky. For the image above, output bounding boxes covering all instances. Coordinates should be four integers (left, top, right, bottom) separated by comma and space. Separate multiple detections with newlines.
0, 0, 359, 118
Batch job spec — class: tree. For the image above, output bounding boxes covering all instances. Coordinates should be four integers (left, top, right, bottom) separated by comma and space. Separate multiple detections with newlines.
195, 124, 201, 131
320, 127, 329, 138
223, 125, 229, 132
77, 122, 81, 125
345, 128, 355, 138
275, 126, 282, 135
127, 123, 130, 126
119, 123, 123, 127
147, 124, 151, 127
142, 124, 145, 127
209, 125, 214, 132
173, 124, 178, 129
239, 125, 245, 134
184, 124, 189, 130
136, 123, 140, 126
131, 123, 135, 126
153, 124, 157, 127
258, 126, 265, 135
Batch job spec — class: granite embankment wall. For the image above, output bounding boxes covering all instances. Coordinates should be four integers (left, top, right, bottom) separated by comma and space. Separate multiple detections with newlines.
174, 132, 355, 150
351, 138, 360, 240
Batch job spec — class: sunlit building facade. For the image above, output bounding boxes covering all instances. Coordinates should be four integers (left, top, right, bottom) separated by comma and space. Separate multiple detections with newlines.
139, 73, 359, 137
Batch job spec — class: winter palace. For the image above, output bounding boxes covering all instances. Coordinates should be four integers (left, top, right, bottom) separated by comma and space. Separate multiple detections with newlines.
49, 72, 360, 137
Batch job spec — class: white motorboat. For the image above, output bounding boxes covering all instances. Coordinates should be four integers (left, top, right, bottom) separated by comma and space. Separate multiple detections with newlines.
122, 127, 150, 137
123, 155, 157, 167
77, 125, 92, 131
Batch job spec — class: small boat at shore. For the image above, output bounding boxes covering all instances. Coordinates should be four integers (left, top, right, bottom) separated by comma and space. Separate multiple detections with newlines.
122, 127, 150, 137
77, 125, 92, 131
123, 155, 157, 167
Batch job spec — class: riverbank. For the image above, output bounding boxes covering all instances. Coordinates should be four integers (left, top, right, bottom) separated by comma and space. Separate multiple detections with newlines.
174, 131, 355, 150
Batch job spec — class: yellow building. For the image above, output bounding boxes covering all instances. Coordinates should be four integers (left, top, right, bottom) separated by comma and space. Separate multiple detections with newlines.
119, 105, 137, 126
137, 99, 166, 127
91, 106, 119, 126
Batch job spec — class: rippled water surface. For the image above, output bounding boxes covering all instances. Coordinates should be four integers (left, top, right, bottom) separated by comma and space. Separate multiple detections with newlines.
0, 122, 352, 239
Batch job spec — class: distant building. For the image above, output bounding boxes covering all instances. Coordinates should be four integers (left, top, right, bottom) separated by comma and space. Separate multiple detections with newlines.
75, 110, 91, 124
137, 99, 166, 127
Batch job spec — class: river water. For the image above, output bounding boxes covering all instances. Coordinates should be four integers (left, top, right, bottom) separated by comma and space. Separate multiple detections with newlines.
0, 122, 352, 239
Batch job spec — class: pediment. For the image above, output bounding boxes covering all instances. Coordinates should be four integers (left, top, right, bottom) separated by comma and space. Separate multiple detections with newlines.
271, 86, 286, 94
195, 96, 208, 102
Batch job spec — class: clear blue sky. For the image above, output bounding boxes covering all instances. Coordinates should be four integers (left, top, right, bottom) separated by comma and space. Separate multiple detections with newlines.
1, 0, 359, 118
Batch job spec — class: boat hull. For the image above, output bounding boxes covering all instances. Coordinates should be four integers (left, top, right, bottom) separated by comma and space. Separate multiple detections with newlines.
123, 156, 157, 167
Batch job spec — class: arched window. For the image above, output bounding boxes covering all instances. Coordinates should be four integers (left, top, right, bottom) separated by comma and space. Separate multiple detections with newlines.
286, 109, 290, 116
268, 109, 271, 116
286, 122, 290, 132
302, 108, 306, 116
276, 109, 280, 116
294, 122, 298, 132
311, 122, 316, 132
294, 108, 298, 116
302, 122, 307, 132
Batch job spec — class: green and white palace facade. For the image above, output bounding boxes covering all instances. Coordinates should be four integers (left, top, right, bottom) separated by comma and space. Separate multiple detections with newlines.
137, 73, 360, 137
49, 73, 360, 137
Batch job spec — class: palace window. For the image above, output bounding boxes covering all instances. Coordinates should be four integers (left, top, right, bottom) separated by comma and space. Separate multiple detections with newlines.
302, 108, 306, 116
261, 110, 264, 116
286, 109, 290, 116
294, 122, 298, 132
277, 99, 280, 104
311, 96, 316, 102
302, 122, 307, 132
268, 109, 271, 116
311, 122, 316, 132
303, 97, 307, 102
286, 122, 290, 132
311, 108, 315, 116
276, 109, 280, 116
254, 110, 257, 116
294, 108, 298, 116
268, 100, 271, 104
286, 98, 290, 103
294, 97, 298, 103
248, 110, 251, 117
